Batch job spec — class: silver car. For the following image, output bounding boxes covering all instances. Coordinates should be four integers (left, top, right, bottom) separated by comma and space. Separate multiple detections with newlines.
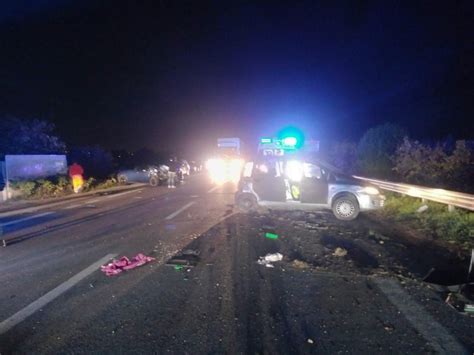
235, 159, 385, 220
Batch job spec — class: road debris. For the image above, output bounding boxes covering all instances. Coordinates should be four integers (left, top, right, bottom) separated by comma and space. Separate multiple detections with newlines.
265, 232, 279, 240
257, 253, 283, 268
182, 249, 200, 256
416, 205, 429, 213
307, 338, 314, 344
101, 253, 155, 276
166, 248, 200, 267
292, 259, 310, 269
333, 247, 348, 257
445, 292, 465, 312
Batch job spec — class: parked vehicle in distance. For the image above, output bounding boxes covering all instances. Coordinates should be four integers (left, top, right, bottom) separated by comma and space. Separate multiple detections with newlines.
117, 165, 168, 186
189, 160, 202, 173
235, 158, 385, 220
148, 165, 170, 186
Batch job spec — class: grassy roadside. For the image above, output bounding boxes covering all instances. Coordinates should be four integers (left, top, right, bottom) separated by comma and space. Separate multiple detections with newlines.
376, 192, 474, 251
9, 177, 120, 200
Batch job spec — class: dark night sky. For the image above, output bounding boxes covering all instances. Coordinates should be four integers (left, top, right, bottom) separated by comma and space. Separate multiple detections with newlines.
0, 0, 472, 156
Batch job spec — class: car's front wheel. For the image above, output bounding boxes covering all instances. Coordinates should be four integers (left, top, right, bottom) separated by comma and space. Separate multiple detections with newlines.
332, 195, 360, 220
149, 176, 159, 187
236, 193, 257, 212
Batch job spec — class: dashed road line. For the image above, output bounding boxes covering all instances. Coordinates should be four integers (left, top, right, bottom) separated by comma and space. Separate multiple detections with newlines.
104, 189, 142, 199
0, 212, 55, 227
165, 201, 196, 220
0, 253, 117, 335
64, 204, 83, 210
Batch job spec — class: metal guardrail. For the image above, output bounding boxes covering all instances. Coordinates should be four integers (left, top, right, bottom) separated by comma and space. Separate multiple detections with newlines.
353, 176, 474, 211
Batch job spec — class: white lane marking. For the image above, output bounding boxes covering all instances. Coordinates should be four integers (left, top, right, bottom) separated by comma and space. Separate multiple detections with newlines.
207, 185, 220, 193
0, 212, 55, 227
373, 278, 466, 354
85, 198, 101, 204
64, 204, 82, 210
165, 201, 196, 220
104, 189, 142, 199
0, 253, 117, 335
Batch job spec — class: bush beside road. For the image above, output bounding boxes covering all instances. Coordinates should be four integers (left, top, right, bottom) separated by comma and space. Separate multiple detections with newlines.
9, 177, 120, 200
377, 193, 474, 251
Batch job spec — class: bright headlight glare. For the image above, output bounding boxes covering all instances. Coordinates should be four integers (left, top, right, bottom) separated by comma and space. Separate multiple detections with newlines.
207, 158, 242, 184
363, 186, 379, 195
230, 159, 243, 169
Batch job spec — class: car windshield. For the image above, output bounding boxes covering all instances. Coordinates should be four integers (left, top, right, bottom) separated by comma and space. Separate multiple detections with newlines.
1, 2, 472, 354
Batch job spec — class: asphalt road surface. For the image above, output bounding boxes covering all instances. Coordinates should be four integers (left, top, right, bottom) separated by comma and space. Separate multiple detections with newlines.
0, 174, 472, 353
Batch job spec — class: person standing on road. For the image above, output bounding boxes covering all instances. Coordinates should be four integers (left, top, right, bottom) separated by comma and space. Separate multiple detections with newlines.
167, 157, 179, 188
69, 162, 84, 193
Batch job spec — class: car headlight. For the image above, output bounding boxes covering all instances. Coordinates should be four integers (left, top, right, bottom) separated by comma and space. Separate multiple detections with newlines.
362, 186, 380, 195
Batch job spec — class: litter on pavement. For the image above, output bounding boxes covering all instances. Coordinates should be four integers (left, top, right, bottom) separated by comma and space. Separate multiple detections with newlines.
333, 247, 348, 257
292, 259, 310, 269
416, 205, 429, 213
257, 253, 283, 268
445, 292, 467, 312
101, 253, 155, 276
265, 232, 279, 240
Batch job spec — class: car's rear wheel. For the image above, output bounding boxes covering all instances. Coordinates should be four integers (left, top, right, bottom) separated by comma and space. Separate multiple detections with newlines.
117, 174, 128, 184
236, 193, 257, 212
332, 195, 360, 220
149, 176, 159, 187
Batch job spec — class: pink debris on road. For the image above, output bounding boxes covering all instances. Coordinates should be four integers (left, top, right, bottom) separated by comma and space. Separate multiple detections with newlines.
101, 253, 155, 276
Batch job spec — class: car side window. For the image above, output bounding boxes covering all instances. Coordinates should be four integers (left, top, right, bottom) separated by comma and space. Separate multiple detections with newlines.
303, 163, 322, 179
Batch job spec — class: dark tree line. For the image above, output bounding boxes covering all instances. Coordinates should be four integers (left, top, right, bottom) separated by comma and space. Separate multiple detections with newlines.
323, 123, 473, 192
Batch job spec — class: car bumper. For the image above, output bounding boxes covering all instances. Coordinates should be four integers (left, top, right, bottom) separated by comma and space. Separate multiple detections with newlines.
357, 194, 385, 210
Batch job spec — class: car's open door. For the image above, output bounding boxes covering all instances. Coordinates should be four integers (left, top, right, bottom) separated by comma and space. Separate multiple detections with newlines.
252, 160, 287, 202
300, 163, 328, 204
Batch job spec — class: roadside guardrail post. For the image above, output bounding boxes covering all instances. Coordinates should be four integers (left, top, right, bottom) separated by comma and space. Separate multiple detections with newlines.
448, 205, 455, 213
